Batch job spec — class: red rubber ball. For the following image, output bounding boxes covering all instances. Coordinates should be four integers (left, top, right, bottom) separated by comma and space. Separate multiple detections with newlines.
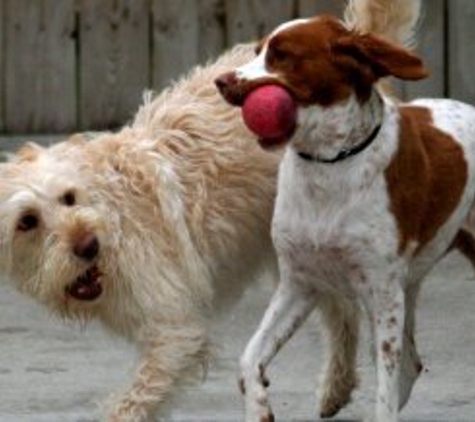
242, 85, 297, 139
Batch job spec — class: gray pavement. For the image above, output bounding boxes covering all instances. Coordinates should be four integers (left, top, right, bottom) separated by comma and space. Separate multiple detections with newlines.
0, 252, 474, 421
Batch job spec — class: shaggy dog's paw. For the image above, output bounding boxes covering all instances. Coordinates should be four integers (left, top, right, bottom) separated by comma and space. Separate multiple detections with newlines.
319, 376, 357, 418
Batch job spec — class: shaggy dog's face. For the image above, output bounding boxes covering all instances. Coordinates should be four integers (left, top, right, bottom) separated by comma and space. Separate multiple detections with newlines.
0, 140, 114, 318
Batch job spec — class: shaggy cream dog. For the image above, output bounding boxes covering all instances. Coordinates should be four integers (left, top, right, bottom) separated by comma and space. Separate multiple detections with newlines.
0, 1, 419, 420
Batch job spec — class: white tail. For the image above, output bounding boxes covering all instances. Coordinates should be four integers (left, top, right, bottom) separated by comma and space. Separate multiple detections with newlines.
344, 0, 422, 49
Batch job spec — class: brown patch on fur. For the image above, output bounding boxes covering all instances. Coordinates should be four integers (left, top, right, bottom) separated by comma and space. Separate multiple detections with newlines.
265, 16, 357, 106
387, 316, 397, 328
334, 33, 429, 81
385, 106, 468, 253
382, 340, 391, 354
216, 72, 282, 106
262, 16, 426, 106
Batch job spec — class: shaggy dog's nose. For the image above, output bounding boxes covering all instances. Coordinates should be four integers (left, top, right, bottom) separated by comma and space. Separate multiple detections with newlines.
73, 233, 100, 261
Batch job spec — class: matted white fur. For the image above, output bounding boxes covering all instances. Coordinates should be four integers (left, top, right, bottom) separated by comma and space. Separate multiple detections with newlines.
0, 44, 281, 422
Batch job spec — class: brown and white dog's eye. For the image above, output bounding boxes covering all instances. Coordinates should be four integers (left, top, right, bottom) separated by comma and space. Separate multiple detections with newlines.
60, 190, 76, 207
267, 47, 288, 65
17, 213, 40, 232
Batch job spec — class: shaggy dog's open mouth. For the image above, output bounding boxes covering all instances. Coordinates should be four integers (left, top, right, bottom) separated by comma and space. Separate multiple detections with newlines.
66, 266, 103, 301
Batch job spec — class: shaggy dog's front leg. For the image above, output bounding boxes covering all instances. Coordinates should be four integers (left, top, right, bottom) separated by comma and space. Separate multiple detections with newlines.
109, 323, 208, 422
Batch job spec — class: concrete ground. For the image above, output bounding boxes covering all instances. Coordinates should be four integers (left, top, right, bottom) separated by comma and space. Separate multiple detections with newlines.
0, 252, 474, 422
0, 137, 474, 421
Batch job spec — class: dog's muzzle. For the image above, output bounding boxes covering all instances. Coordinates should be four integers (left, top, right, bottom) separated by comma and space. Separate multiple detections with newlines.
215, 71, 248, 106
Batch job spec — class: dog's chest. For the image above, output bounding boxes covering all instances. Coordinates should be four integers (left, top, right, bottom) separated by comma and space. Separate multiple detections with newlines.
272, 153, 398, 286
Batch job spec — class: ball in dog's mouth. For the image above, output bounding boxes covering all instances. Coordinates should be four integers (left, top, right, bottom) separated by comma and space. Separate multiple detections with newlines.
242, 85, 297, 150
66, 266, 103, 301
257, 124, 297, 150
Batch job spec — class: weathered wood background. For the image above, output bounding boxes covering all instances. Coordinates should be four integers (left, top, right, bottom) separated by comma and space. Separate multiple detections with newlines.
0, 0, 471, 134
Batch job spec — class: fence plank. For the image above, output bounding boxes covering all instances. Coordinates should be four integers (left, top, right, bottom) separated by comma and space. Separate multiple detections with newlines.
4, 0, 76, 133
449, 0, 475, 104
225, 0, 294, 45
199, 0, 226, 63
297, 0, 344, 18
79, 0, 149, 130
0, 2, 3, 132
404, 0, 445, 100
151, 0, 199, 91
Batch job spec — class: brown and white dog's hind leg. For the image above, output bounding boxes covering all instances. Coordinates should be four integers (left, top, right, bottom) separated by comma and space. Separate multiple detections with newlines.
399, 226, 475, 411
239, 278, 316, 422
317, 296, 360, 418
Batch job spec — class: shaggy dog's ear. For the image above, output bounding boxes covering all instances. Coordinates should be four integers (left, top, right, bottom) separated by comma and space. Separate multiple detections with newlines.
16, 142, 44, 162
333, 33, 429, 81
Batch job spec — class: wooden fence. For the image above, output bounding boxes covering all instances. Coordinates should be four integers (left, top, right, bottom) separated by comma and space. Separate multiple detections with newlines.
0, 0, 473, 134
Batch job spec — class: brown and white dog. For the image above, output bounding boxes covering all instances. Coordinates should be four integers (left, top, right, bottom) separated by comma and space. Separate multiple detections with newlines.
216, 9, 475, 422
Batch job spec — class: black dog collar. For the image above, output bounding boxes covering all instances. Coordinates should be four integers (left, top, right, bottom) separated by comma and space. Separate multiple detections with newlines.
297, 123, 382, 164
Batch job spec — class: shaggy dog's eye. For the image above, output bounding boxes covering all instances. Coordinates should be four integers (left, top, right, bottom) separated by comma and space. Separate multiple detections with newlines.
61, 191, 76, 207
17, 213, 39, 232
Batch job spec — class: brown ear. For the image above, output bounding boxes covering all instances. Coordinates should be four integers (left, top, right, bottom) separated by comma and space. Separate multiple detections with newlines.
334, 33, 429, 81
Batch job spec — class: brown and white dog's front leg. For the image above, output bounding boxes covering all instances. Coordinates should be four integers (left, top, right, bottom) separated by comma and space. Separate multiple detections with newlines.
240, 279, 316, 422
362, 270, 406, 422
108, 324, 208, 422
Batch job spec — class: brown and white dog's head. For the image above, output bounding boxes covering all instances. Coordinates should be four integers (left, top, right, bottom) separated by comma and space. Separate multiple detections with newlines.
216, 15, 428, 146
